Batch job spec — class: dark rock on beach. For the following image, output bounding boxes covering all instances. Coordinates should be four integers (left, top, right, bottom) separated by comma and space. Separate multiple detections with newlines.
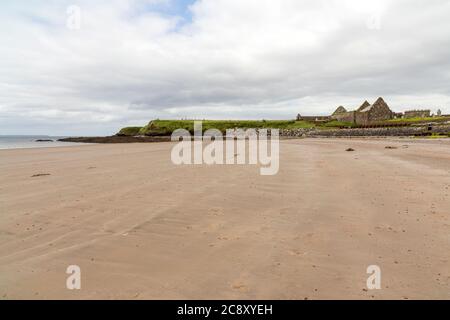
31, 173, 51, 177
58, 136, 171, 144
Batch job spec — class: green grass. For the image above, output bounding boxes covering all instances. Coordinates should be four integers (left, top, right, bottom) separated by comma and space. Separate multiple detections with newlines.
387, 116, 450, 123
117, 126, 143, 136
320, 120, 356, 128
414, 132, 450, 139
428, 133, 450, 139
125, 120, 317, 136
117, 118, 448, 136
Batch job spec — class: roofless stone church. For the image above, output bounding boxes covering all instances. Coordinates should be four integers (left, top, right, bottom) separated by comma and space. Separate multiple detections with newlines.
331, 97, 394, 126
296, 97, 437, 126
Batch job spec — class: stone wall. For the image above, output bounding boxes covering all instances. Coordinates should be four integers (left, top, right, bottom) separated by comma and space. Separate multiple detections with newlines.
280, 128, 312, 137
355, 112, 370, 126
279, 124, 450, 138
298, 116, 331, 122
333, 111, 356, 123
404, 110, 431, 118
367, 102, 393, 123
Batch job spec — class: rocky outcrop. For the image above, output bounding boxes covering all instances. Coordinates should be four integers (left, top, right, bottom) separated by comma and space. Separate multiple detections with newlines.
58, 136, 171, 144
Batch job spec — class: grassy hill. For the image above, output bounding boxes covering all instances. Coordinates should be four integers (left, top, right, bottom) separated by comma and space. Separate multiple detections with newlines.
117, 119, 359, 136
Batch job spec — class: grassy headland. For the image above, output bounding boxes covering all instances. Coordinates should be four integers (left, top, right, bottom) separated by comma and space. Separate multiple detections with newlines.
118, 119, 356, 136
117, 117, 449, 137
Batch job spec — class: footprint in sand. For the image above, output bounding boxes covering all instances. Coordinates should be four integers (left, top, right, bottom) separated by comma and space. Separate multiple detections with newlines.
207, 223, 223, 231
231, 282, 248, 292
209, 208, 224, 217
279, 208, 292, 215
375, 225, 398, 233
288, 249, 304, 256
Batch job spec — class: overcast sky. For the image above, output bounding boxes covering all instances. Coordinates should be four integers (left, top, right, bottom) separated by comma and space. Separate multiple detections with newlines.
1, 0, 450, 135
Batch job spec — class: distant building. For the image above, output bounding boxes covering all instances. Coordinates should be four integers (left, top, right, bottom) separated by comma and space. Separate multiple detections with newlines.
330, 106, 354, 123
355, 97, 394, 125
356, 101, 371, 111
298, 115, 331, 122
296, 97, 442, 126
404, 110, 431, 119
296, 112, 330, 122
393, 112, 403, 119
332, 106, 347, 116
329, 97, 393, 125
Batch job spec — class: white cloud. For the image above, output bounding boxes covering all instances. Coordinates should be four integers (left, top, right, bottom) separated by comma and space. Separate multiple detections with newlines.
0, 0, 449, 135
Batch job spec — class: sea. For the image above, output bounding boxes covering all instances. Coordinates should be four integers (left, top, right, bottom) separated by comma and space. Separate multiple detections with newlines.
0, 135, 86, 150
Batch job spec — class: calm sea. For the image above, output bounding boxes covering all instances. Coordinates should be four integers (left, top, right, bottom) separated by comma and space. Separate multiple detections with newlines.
0, 135, 86, 150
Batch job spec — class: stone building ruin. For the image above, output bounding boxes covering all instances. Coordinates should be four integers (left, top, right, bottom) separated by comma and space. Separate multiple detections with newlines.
297, 98, 445, 126
330, 97, 393, 125
404, 110, 431, 119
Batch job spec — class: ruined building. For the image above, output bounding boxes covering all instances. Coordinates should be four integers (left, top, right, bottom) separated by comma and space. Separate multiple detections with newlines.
404, 110, 431, 119
355, 97, 394, 125
331, 106, 355, 123
357, 101, 371, 111
330, 98, 393, 125
297, 97, 441, 126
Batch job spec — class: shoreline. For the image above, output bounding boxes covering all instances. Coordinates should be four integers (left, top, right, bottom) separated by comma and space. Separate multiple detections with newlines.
0, 135, 448, 152
1, 135, 448, 151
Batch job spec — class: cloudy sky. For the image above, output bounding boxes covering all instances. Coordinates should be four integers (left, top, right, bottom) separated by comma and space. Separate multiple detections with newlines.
1, 0, 450, 135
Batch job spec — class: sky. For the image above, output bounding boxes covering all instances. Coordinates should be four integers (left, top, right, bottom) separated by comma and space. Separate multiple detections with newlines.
1, 0, 450, 135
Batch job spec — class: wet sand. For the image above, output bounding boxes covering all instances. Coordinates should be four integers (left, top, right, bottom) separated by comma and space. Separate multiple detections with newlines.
0, 138, 449, 299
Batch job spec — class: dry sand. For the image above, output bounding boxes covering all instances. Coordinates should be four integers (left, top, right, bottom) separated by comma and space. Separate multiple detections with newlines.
0, 138, 449, 300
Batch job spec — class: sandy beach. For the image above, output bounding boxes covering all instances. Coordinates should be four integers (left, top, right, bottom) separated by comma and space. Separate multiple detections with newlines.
0, 138, 449, 300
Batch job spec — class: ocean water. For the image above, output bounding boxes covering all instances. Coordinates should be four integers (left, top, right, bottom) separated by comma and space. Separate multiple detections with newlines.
0, 135, 86, 150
